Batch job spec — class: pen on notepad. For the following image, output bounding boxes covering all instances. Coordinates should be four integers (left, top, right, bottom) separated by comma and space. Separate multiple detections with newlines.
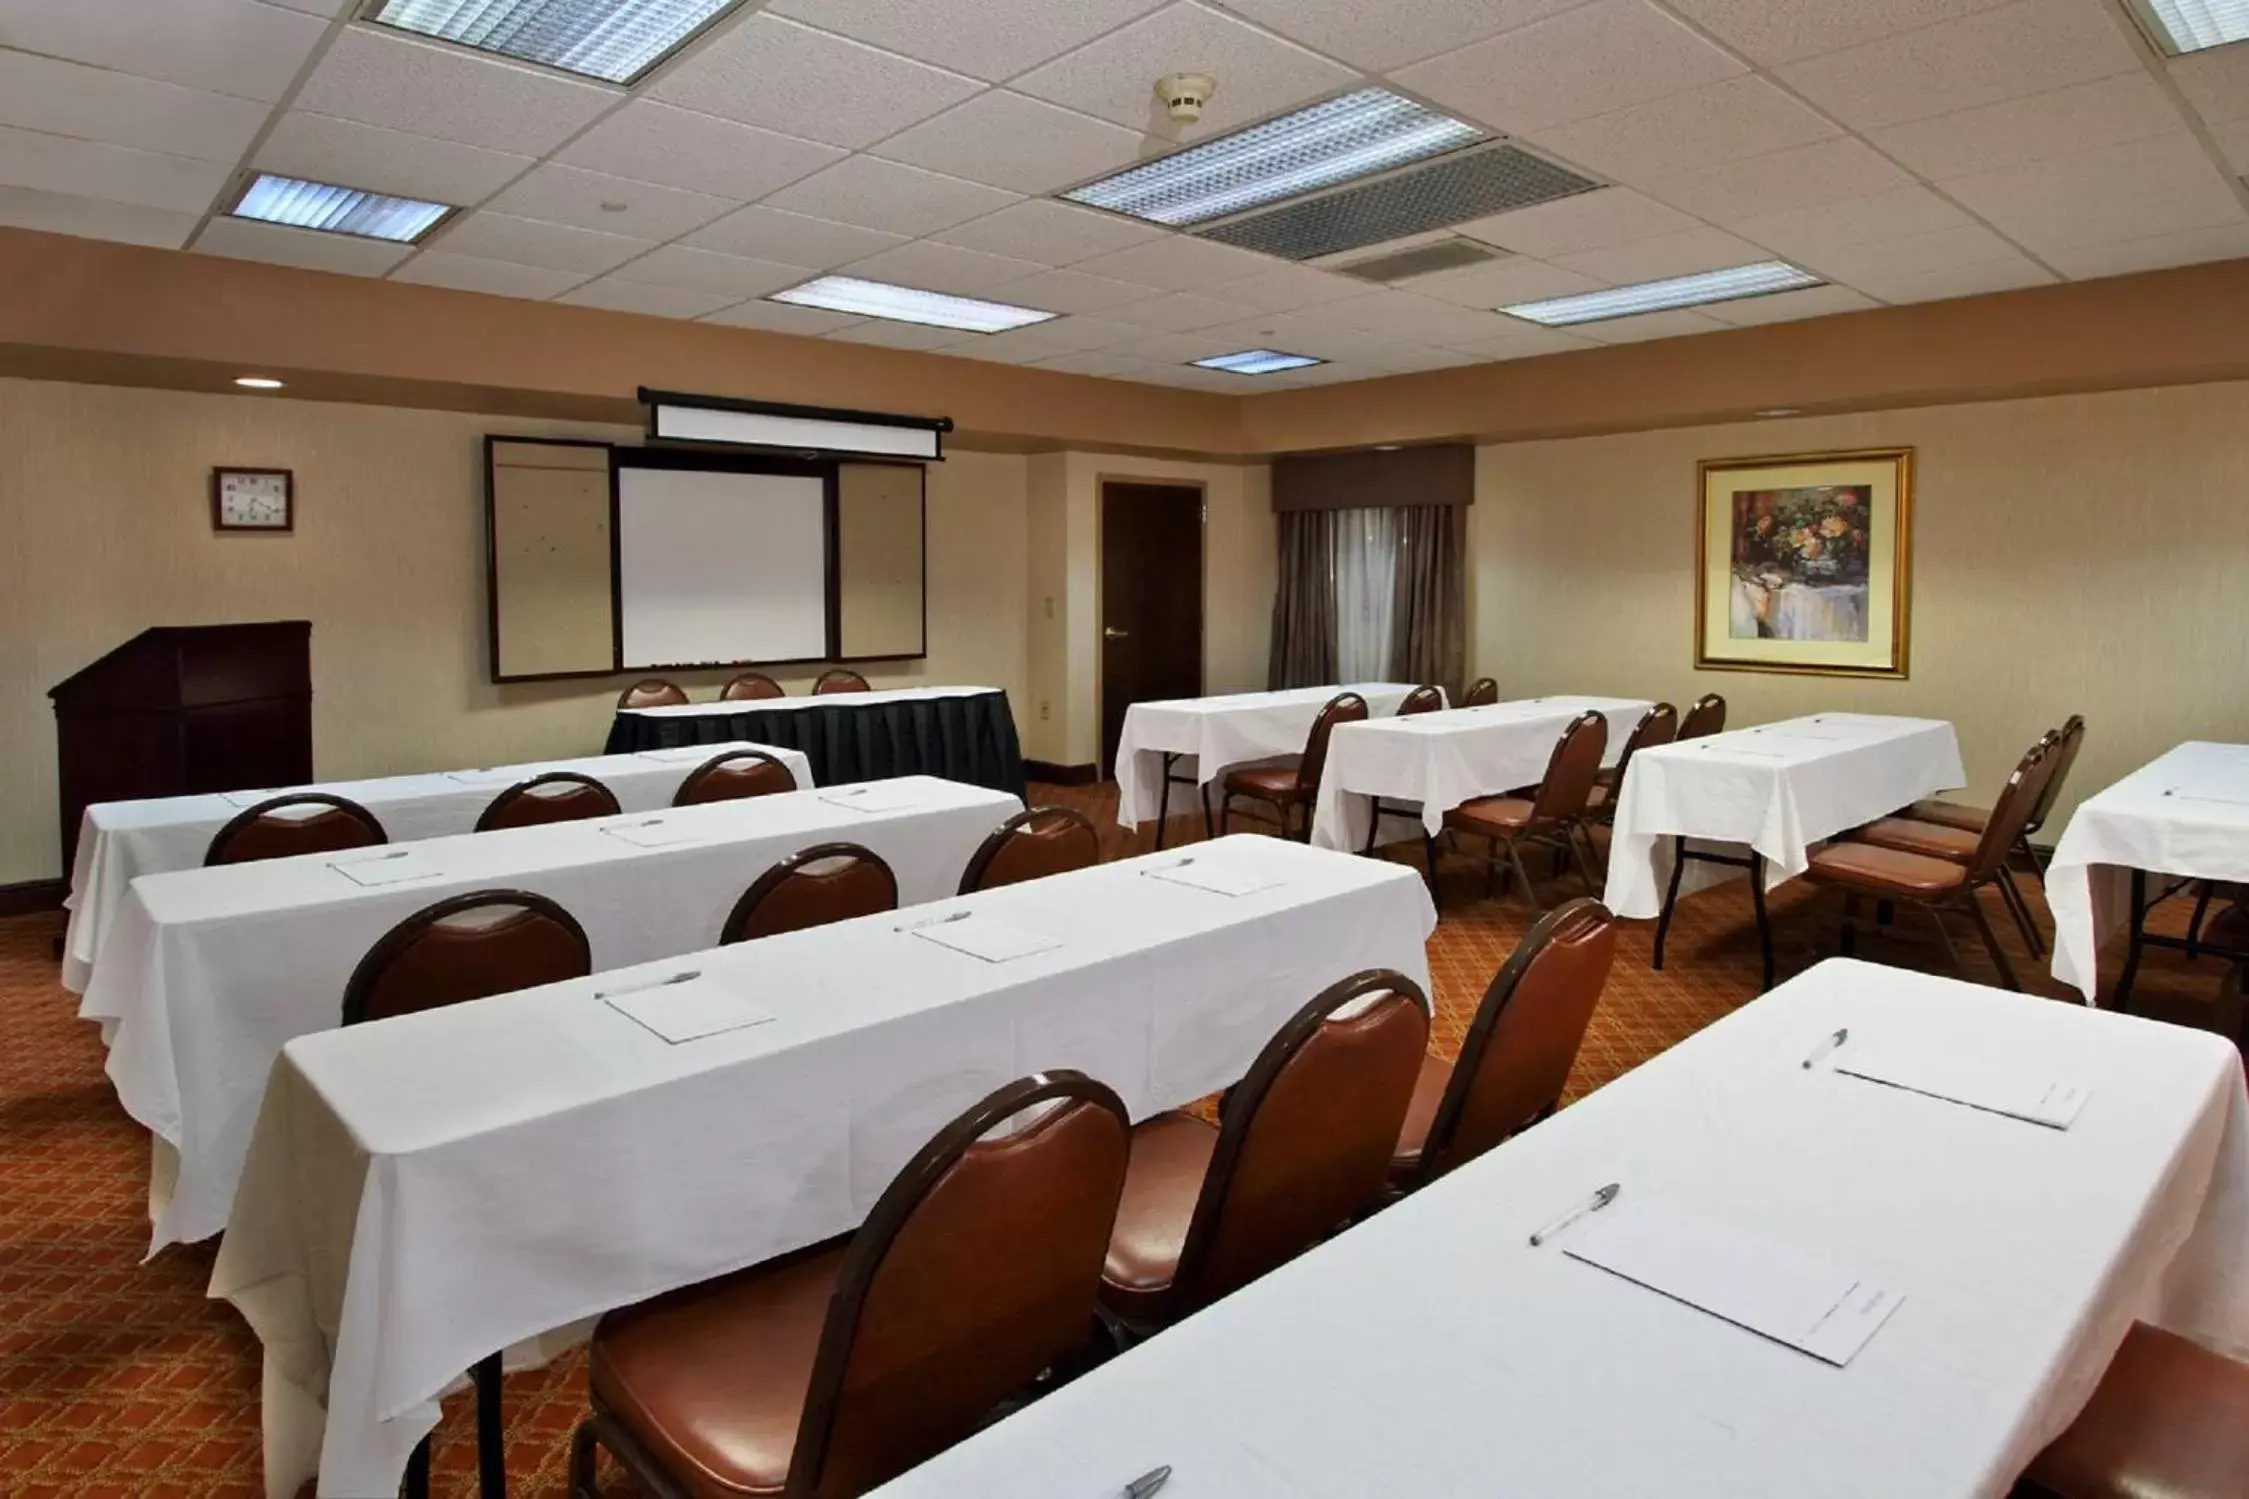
896, 910, 973, 933
1802, 1027, 1849, 1070
354, 850, 410, 862
1121, 1467, 1171, 1499
1528, 1182, 1618, 1247
597, 969, 701, 1000
1140, 856, 1197, 876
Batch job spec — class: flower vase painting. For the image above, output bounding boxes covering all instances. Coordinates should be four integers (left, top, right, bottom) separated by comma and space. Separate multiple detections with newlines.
1696, 449, 1912, 678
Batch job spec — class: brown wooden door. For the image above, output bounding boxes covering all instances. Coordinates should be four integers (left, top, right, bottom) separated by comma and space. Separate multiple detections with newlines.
1101, 483, 1204, 777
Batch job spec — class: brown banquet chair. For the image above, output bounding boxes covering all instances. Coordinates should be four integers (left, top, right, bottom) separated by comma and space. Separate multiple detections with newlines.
671, 748, 798, 806
720, 672, 785, 701
618, 678, 688, 710
204, 792, 386, 866
1587, 702, 1677, 826
1099, 969, 1429, 1340
722, 841, 897, 943
474, 771, 621, 832
1461, 676, 1500, 707
1397, 683, 1447, 715
813, 668, 872, 694
1676, 692, 1728, 740
1391, 899, 1617, 1192
1441, 711, 1609, 909
958, 806, 1100, 894
569, 1070, 1131, 1499
1905, 714, 2085, 881
2014, 1322, 2249, 1499
1218, 690, 1368, 841
1361, 685, 1449, 850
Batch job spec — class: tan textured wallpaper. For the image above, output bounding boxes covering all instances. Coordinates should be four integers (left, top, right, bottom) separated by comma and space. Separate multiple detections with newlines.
1470, 380, 2249, 831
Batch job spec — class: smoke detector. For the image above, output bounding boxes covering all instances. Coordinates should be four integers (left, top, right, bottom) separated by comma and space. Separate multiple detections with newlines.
1155, 73, 1216, 123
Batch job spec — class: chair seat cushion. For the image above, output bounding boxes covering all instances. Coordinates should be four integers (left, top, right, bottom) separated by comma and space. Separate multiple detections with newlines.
1389, 1052, 1454, 1182
2024, 1322, 2249, 1499
1100, 1111, 1218, 1326
1224, 763, 1305, 801
589, 1243, 846, 1499
1852, 816, 1979, 863
1903, 798, 1990, 833
1585, 782, 1611, 811
1445, 797, 1538, 835
1804, 841, 1967, 898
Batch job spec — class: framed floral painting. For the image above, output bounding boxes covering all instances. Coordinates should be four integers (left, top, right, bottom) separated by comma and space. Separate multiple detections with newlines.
1695, 447, 1914, 678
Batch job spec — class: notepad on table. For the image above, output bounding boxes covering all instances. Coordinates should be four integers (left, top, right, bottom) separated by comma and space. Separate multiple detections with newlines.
219, 787, 300, 807
602, 818, 708, 850
1835, 1045, 2088, 1129
1564, 1197, 1902, 1367
819, 783, 927, 814
1144, 859, 1283, 897
328, 850, 449, 888
637, 745, 725, 764
909, 914, 1063, 963
603, 976, 775, 1043
444, 767, 526, 785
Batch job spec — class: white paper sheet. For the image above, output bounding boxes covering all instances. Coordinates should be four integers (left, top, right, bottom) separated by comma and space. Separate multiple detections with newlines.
1836, 1046, 2089, 1129
602, 975, 775, 1043
1143, 859, 1284, 897
907, 914, 1064, 963
820, 783, 929, 814
601, 818, 708, 849
1563, 1196, 1903, 1366
327, 851, 450, 888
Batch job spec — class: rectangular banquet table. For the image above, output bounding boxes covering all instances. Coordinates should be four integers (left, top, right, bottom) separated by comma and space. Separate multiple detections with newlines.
604, 684, 1025, 801
1604, 713, 1966, 986
1114, 684, 1422, 846
211, 835, 1437, 1499
83, 774, 1018, 1251
1310, 695, 1653, 854
867, 958, 2249, 1499
2048, 741, 2249, 1003
60, 741, 811, 994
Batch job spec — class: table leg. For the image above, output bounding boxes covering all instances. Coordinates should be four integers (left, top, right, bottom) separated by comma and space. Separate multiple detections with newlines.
402, 1438, 431, 1499
2114, 867, 2148, 1013
1154, 754, 1174, 852
1652, 834, 1687, 971
1749, 851, 1773, 991
1201, 782, 1214, 840
474, 1352, 506, 1499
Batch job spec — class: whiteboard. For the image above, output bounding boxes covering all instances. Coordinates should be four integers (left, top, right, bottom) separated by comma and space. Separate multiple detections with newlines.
616, 465, 828, 668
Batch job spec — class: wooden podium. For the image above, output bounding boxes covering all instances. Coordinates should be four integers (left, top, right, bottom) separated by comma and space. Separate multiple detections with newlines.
50, 623, 313, 872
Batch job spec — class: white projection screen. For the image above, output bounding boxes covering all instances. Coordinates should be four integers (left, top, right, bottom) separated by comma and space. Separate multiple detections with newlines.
615, 460, 829, 669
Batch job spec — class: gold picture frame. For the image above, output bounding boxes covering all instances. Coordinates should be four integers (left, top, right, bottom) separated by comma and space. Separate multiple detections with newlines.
1694, 447, 1914, 679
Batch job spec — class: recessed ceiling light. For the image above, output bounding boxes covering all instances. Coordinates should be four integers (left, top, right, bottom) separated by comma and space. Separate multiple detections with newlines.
230, 173, 451, 243
769, 276, 1057, 334
1374, 444, 1401, 451
1063, 87, 1489, 227
2128, 0, 2249, 54
1191, 349, 1325, 375
234, 377, 286, 389
1755, 407, 1801, 418
362, 0, 740, 84
1503, 261, 1824, 327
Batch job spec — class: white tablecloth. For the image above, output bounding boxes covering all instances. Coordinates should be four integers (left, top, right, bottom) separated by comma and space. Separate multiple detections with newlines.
618, 684, 1002, 719
82, 775, 1018, 1252
868, 958, 2249, 1499
1604, 713, 1967, 919
1114, 684, 1422, 828
210, 835, 1436, 1499
1310, 696, 1653, 852
60, 742, 812, 994
2048, 742, 2249, 1000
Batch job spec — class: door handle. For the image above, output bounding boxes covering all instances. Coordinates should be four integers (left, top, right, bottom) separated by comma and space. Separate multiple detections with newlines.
1104, 627, 1130, 640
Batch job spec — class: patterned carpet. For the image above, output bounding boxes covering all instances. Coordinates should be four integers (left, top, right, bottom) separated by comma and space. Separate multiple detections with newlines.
1, 781, 2238, 1497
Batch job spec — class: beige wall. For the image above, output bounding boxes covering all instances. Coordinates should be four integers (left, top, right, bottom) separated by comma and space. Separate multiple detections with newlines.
0, 377, 1029, 883
1471, 380, 2249, 828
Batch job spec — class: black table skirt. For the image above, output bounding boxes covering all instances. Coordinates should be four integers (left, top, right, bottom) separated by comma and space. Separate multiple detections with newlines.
604, 689, 1027, 802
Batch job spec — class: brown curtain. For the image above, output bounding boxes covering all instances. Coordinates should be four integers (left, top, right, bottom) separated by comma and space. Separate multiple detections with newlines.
1267, 508, 1337, 689
1391, 505, 1465, 693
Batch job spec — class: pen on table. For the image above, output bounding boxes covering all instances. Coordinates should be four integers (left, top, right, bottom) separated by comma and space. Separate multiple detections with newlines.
1801, 1027, 1849, 1070
1140, 855, 1197, 875
897, 910, 973, 932
597, 969, 700, 1000
1527, 1182, 1619, 1247
1122, 1466, 1171, 1499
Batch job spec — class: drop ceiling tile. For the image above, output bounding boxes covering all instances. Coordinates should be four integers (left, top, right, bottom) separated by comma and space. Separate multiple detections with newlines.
1529, 76, 1841, 186
0, 185, 199, 248
1303, 287, 1566, 342
257, 112, 534, 206
1206, 263, 1372, 312
649, 14, 982, 151
611, 244, 815, 297
1774, 0, 2140, 132
389, 251, 588, 298
557, 277, 740, 318
1663, 0, 2018, 67
1447, 324, 1598, 358
1456, 187, 1700, 257
681, 205, 905, 266
987, 268, 1162, 314
700, 298, 865, 334
2041, 221, 2249, 279
1106, 329, 1259, 364
1730, 185, 1975, 260
825, 319, 980, 349
0, 125, 230, 213
1360, 345, 1488, 373
1842, 256, 2055, 303
1070, 234, 1273, 290
2170, 45, 2249, 125
843, 239, 1052, 295
1393, 0, 1746, 136
485, 163, 735, 241
949, 316, 1145, 362
296, 26, 619, 157
1697, 283, 1881, 323
872, 92, 1145, 196
0, 50, 267, 164
434, 211, 655, 274
760, 156, 1019, 237
1136, 364, 1270, 390
1866, 73, 2190, 180
1230, 0, 1588, 72
1027, 350, 1171, 378
1411, 257, 1607, 307
1117, 292, 1263, 330
1553, 225, 1770, 283
764, 0, 1167, 82
266, 0, 350, 12
195, 217, 413, 276
1567, 307, 1727, 342
1013, 2, 1357, 138
2213, 118, 2249, 176
932, 199, 1166, 263
0, 0, 329, 102
1261, 360, 1384, 385
1651, 137, 1916, 222
1936, 132, 2246, 254
1194, 315, 1429, 365
1792, 222, 2025, 282
556, 102, 843, 202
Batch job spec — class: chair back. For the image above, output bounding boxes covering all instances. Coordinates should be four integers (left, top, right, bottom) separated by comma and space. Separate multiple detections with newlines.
474, 772, 621, 832
2025, 714, 2086, 832
790, 1071, 1130, 1499
1461, 677, 1499, 707
958, 807, 1100, 895
1528, 712, 1610, 823
1610, 702, 1678, 783
1397, 685, 1446, 716
618, 679, 687, 710
814, 669, 872, 695
1965, 740, 2055, 884
1299, 691, 1370, 795
672, 749, 798, 806
1678, 693, 1728, 739
204, 793, 387, 866
723, 841, 897, 943
721, 672, 785, 701
340, 889, 591, 1027
1172, 970, 1429, 1316
1421, 899, 1616, 1181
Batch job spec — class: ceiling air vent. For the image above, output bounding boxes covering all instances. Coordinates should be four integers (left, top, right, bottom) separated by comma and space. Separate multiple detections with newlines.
1195, 143, 1600, 261
1335, 238, 1501, 283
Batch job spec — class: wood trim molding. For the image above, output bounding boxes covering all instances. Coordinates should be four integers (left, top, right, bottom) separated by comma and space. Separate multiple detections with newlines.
1024, 760, 1100, 787
0, 878, 65, 917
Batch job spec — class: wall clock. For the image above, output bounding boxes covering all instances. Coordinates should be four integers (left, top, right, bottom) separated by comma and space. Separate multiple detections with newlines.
212, 467, 294, 533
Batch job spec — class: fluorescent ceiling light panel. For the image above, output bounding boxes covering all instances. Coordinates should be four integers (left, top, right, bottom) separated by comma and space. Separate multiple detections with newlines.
1504, 261, 1823, 326
1191, 349, 1324, 375
769, 276, 1057, 334
230, 173, 451, 242
2132, 0, 2249, 53
364, 0, 738, 83
1063, 88, 1489, 227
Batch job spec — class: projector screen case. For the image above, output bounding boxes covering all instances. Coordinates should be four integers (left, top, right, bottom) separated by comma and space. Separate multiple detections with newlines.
639, 387, 951, 462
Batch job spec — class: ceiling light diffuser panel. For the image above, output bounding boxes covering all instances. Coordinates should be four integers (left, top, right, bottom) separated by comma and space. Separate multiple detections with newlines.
230, 174, 452, 242
363, 0, 739, 83
1191, 350, 1324, 375
2132, 0, 2249, 53
769, 277, 1058, 333
1504, 262, 1824, 326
